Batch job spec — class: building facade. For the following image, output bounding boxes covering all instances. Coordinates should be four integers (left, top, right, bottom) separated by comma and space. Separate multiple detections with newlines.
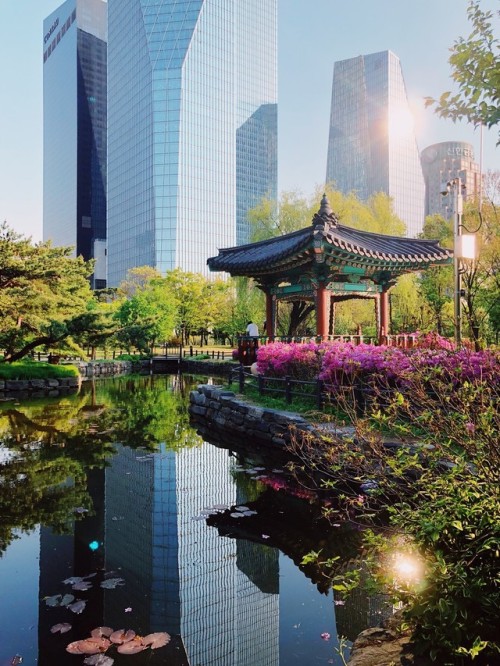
325, 50, 425, 238
43, 0, 107, 288
421, 141, 481, 218
106, 0, 277, 286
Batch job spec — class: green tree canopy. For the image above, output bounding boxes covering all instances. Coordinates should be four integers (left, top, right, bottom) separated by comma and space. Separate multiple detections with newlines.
0, 223, 96, 362
425, 0, 500, 141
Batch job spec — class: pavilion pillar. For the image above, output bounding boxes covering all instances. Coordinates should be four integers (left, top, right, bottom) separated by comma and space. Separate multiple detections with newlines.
316, 283, 329, 340
379, 289, 390, 344
329, 297, 336, 336
265, 292, 276, 340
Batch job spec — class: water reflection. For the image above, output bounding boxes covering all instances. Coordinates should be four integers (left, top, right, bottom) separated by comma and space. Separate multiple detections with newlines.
0, 375, 388, 666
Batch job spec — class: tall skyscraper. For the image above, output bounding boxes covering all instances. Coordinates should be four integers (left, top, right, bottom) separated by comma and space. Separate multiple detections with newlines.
43, 0, 107, 288
326, 50, 425, 238
107, 0, 277, 286
421, 141, 481, 218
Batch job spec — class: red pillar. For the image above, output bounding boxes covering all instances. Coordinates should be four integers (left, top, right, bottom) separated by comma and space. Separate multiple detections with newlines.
265, 292, 275, 340
379, 290, 390, 344
316, 283, 329, 340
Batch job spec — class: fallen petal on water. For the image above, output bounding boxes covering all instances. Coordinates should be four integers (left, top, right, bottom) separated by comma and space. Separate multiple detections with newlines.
320, 632, 331, 641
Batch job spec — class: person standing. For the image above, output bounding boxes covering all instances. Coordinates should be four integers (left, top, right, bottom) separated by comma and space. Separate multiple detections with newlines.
246, 321, 259, 337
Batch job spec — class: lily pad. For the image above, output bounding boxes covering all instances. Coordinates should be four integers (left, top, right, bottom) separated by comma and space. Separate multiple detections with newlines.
84, 655, 114, 666
68, 599, 87, 614
91, 627, 114, 638
143, 632, 171, 649
109, 629, 135, 644
116, 640, 147, 655
100, 578, 125, 589
51, 623, 72, 634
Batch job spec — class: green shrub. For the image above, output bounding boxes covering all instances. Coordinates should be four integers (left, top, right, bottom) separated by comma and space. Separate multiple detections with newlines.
0, 361, 79, 380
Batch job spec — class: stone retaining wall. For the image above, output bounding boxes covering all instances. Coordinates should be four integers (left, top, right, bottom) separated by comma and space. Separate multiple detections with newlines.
189, 384, 314, 451
181, 359, 237, 377
76, 361, 134, 377
0, 376, 81, 399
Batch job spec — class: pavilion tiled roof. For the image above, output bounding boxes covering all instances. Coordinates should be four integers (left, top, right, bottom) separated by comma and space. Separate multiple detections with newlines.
207, 196, 452, 278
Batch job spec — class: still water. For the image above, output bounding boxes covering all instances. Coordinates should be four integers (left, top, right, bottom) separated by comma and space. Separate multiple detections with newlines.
0, 375, 386, 666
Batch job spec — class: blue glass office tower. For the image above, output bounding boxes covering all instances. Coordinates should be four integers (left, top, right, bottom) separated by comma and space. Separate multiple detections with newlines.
326, 51, 425, 238
43, 0, 107, 288
107, 0, 277, 286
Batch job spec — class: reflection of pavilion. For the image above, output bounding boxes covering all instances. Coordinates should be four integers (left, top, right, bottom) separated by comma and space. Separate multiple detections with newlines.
208, 195, 452, 341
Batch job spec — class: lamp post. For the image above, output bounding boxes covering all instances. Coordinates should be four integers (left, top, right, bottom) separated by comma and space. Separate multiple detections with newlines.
451, 178, 464, 346
444, 177, 477, 346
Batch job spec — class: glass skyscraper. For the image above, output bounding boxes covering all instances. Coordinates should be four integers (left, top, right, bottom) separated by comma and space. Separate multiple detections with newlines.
107, 0, 277, 286
326, 50, 425, 238
421, 141, 481, 218
43, 0, 107, 288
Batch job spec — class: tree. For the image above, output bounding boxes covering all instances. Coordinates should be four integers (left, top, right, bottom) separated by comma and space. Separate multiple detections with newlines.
425, 0, 500, 141
114, 278, 177, 354
0, 223, 96, 362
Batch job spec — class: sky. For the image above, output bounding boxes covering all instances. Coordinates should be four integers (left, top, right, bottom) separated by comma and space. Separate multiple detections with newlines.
0, 0, 498, 241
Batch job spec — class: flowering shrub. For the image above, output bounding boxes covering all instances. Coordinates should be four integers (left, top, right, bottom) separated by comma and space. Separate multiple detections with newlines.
256, 341, 323, 381
255, 340, 500, 409
319, 343, 411, 394
407, 347, 500, 387
413, 331, 456, 351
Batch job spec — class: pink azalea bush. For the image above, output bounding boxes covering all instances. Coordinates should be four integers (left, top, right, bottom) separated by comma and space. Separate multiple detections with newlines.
255, 339, 500, 403
256, 341, 324, 381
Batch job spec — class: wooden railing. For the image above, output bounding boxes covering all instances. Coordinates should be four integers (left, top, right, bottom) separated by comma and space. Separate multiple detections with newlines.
229, 365, 325, 409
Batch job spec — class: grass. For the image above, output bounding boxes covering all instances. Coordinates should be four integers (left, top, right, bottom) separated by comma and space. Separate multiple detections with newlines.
0, 361, 80, 380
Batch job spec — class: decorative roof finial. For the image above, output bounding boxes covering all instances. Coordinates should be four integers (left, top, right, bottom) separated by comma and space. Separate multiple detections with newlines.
312, 193, 339, 228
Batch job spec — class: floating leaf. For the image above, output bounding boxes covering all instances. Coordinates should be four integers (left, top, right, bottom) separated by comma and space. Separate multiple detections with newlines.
116, 640, 147, 655
10, 656, 23, 665
45, 595, 62, 607
66, 638, 110, 655
64, 576, 84, 586
51, 623, 72, 634
84, 655, 114, 666
66, 641, 85, 655
61, 594, 76, 607
72, 581, 93, 591
68, 599, 87, 614
110, 629, 135, 644
230, 513, 243, 518
100, 578, 125, 590
143, 632, 171, 649
91, 627, 114, 638
235, 506, 250, 512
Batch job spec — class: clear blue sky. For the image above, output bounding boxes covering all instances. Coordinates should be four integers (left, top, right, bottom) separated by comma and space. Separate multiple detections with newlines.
1, 0, 498, 240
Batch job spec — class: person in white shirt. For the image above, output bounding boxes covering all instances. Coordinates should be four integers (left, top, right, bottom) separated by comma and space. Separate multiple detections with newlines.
245, 321, 259, 337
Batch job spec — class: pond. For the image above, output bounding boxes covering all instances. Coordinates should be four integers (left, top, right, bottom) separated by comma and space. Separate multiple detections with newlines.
0, 374, 390, 666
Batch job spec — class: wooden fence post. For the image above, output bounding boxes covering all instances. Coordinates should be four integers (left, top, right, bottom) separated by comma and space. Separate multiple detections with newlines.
239, 365, 245, 393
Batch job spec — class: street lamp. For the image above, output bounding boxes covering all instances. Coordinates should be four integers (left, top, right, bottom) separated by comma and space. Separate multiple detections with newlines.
442, 177, 478, 346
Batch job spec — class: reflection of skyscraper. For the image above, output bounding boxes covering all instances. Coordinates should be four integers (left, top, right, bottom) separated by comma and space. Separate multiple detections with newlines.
421, 142, 481, 218
177, 445, 280, 666
107, 0, 278, 285
43, 0, 107, 288
326, 50, 425, 238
